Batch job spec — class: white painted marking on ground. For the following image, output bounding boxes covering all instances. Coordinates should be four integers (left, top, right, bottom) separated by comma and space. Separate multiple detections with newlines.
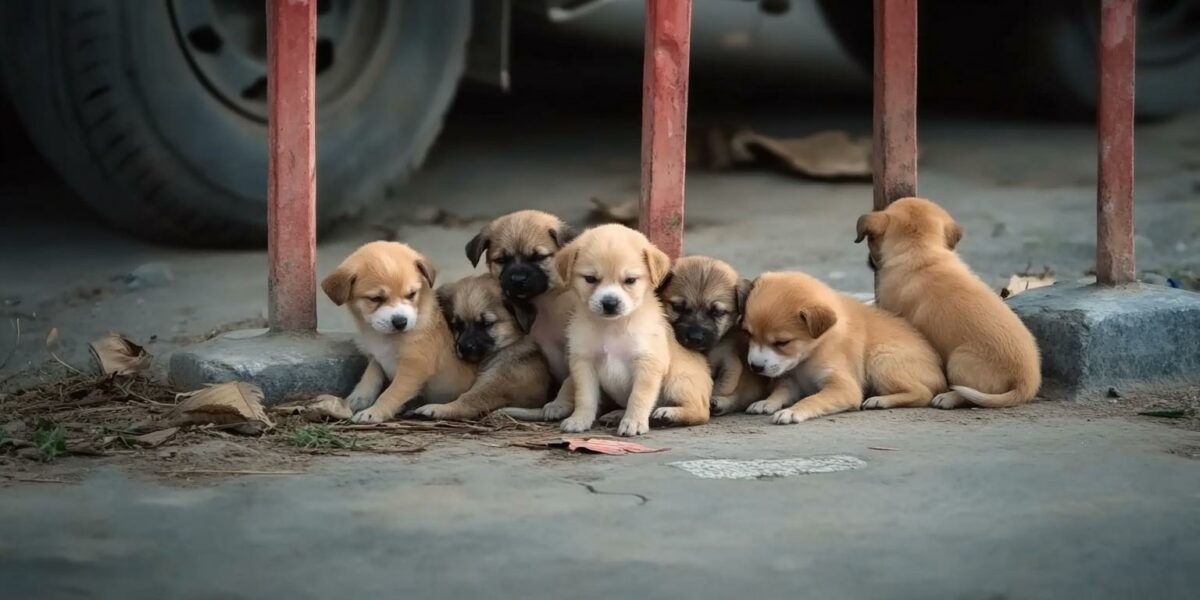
668, 456, 867, 480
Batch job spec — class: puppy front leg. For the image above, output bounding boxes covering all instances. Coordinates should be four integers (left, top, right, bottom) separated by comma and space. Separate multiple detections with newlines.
345, 359, 387, 411
561, 363, 601, 433
617, 359, 666, 436
352, 351, 434, 423
746, 379, 799, 415
414, 369, 505, 421
773, 372, 861, 424
710, 355, 746, 415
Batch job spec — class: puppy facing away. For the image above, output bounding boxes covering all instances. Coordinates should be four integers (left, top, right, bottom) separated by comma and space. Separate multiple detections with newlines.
410, 274, 554, 420
465, 209, 579, 420
660, 256, 768, 415
322, 241, 477, 423
856, 197, 1041, 408
555, 224, 712, 436
741, 272, 946, 424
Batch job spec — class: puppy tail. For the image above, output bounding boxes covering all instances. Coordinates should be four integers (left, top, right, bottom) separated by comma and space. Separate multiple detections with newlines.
949, 385, 1031, 408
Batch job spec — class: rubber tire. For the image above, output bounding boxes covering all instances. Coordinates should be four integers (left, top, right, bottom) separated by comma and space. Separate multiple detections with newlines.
817, 0, 1200, 119
0, 0, 470, 246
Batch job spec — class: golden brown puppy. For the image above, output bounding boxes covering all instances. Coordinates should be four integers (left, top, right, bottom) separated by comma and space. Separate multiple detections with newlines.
660, 256, 768, 415
741, 271, 946, 423
410, 275, 554, 420
322, 241, 477, 423
555, 224, 711, 436
465, 209, 579, 420
856, 196, 1041, 408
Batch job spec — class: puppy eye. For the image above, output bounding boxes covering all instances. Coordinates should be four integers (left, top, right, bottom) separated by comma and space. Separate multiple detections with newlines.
709, 306, 728, 318
528, 252, 548, 262
623, 277, 638, 286
405, 290, 418, 300
494, 255, 513, 265
479, 317, 495, 328
773, 340, 792, 348
670, 301, 688, 313
367, 295, 386, 303
582, 275, 598, 284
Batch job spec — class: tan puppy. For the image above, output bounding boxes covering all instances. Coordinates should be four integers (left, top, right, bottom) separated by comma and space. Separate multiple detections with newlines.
555, 224, 711, 436
410, 275, 553, 420
741, 272, 946, 423
856, 196, 1041, 408
322, 241, 477, 423
466, 209, 579, 420
660, 256, 768, 415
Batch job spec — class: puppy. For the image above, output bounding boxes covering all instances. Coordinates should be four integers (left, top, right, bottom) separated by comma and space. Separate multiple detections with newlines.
410, 274, 554, 420
555, 224, 711, 436
741, 271, 946, 424
466, 209, 578, 420
322, 241, 477, 423
856, 197, 1041, 408
660, 256, 768, 415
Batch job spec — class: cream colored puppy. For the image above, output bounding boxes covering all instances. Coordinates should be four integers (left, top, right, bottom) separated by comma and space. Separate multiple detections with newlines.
322, 241, 477, 423
742, 271, 946, 424
856, 197, 1041, 408
555, 225, 711, 436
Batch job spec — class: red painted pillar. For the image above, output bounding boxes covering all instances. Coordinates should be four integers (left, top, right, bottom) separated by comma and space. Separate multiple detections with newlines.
266, 0, 318, 331
639, 0, 692, 259
1096, 0, 1137, 286
872, 0, 918, 210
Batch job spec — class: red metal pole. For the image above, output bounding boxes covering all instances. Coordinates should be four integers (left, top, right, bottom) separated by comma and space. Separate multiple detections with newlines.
872, 0, 918, 210
639, 0, 692, 259
267, 0, 318, 331
1096, 0, 1137, 286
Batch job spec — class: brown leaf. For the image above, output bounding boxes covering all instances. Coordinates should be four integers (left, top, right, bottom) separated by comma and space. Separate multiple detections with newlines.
270, 394, 353, 422
88, 332, 150, 375
554, 437, 669, 455
129, 427, 179, 448
1000, 273, 1056, 299
167, 382, 273, 435
587, 197, 640, 228
45, 327, 59, 347
729, 129, 873, 180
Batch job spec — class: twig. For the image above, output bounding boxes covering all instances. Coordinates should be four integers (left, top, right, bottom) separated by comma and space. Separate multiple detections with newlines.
1, 475, 71, 484
867, 446, 900, 451
0, 318, 19, 370
158, 469, 303, 476
49, 352, 85, 376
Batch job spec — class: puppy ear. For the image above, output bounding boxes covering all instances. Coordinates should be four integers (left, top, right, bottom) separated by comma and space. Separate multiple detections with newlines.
503, 299, 537, 334
416, 258, 437, 288
435, 284, 455, 325
654, 271, 674, 296
549, 224, 577, 249
320, 264, 355, 306
465, 229, 490, 268
644, 246, 672, 289
554, 247, 577, 282
944, 220, 964, 250
799, 304, 837, 338
734, 278, 754, 315
855, 213, 889, 244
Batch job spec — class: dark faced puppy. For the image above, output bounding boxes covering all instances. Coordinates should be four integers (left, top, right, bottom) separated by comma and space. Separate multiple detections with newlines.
414, 274, 554, 421
660, 255, 767, 415
466, 210, 576, 302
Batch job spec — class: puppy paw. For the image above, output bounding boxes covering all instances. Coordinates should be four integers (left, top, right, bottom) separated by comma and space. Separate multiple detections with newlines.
861, 396, 885, 410
598, 410, 626, 426
412, 404, 461, 421
746, 399, 784, 415
710, 396, 736, 415
542, 399, 573, 421
771, 408, 814, 425
560, 415, 595, 433
351, 406, 391, 423
616, 417, 650, 437
932, 391, 966, 410
345, 393, 378, 412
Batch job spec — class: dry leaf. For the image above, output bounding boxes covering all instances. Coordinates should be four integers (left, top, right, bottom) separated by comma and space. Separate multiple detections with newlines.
551, 437, 668, 455
129, 427, 178, 448
587, 197, 640, 228
167, 382, 273, 435
1001, 273, 1056, 298
270, 394, 353, 422
45, 327, 58, 347
727, 129, 873, 180
88, 332, 150, 375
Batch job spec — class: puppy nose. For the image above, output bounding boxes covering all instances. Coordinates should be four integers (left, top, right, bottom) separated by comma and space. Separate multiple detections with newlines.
600, 297, 620, 314
391, 314, 408, 330
509, 271, 528, 283
686, 330, 706, 344
749, 362, 765, 374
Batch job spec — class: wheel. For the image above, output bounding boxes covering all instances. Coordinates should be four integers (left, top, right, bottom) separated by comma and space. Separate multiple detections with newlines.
0, 0, 470, 245
817, 0, 1200, 119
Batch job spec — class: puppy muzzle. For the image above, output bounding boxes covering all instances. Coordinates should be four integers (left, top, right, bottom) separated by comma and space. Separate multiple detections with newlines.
673, 322, 717, 352
500, 262, 549, 300
455, 331, 495, 363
